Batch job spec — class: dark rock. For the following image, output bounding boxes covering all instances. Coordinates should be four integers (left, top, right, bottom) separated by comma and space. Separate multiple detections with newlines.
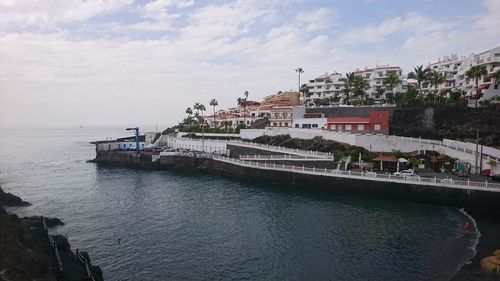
0, 186, 31, 206
53, 234, 71, 252
23, 216, 64, 228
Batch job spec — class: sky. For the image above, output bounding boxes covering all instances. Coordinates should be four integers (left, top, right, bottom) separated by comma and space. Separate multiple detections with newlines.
0, 0, 499, 129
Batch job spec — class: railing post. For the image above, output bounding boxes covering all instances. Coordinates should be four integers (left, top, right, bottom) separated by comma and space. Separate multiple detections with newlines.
467, 179, 470, 186
486, 181, 488, 188
349, 170, 351, 175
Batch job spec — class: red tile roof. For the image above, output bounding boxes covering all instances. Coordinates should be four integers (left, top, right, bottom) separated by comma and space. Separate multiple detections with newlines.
372, 155, 398, 162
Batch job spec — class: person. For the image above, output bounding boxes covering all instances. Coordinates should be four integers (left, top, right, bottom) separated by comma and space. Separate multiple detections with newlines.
463, 222, 470, 233
117, 238, 121, 244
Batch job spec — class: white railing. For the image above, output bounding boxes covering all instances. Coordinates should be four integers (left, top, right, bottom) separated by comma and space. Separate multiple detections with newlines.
239, 154, 332, 161
227, 140, 333, 159
213, 155, 500, 192
41, 216, 63, 272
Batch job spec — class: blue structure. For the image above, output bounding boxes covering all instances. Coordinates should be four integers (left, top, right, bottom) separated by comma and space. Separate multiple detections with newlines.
126, 127, 140, 155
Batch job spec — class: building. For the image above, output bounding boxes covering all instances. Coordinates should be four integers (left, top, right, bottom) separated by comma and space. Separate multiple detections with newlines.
93, 132, 158, 151
353, 65, 405, 98
269, 105, 294, 127
304, 66, 405, 107
420, 54, 462, 95
304, 72, 345, 106
455, 46, 500, 106
326, 111, 389, 134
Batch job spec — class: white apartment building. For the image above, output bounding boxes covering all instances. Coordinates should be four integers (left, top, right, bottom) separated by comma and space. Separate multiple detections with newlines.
455, 46, 500, 106
305, 66, 405, 107
353, 65, 405, 98
304, 72, 345, 106
420, 55, 462, 95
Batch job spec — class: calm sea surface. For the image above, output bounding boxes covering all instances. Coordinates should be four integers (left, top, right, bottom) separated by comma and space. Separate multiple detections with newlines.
0, 128, 479, 281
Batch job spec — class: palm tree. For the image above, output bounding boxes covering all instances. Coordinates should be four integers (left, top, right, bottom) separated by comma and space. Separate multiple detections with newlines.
428, 70, 446, 104
384, 72, 401, 96
300, 83, 310, 102
185, 107, 193, 131
407, 65, 431, 96
237, 91, 249, 127
352, 75, 370, 104
466, 65, 487, 108
209, 98, 218, 128
340, 72, 356, 104
193, 102, 201, 117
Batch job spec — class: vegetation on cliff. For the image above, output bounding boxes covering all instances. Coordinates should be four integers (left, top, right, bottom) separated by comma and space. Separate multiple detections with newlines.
251, 134, 374, 161
391, 104, 499, 147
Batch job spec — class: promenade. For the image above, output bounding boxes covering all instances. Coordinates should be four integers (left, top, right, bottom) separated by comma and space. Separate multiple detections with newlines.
213, 155, 500, 193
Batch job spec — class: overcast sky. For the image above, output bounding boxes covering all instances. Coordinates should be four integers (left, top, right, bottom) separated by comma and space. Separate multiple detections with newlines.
1, 0, 499, 129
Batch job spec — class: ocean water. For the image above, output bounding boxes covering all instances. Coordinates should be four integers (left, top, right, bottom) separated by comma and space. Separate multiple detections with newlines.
0, 128, 479, 281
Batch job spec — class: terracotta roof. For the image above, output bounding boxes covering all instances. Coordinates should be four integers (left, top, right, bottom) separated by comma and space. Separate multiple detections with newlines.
372, 155, 398, 162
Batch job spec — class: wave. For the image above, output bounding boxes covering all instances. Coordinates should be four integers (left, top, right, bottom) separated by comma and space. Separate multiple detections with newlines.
453, 208, 481, 273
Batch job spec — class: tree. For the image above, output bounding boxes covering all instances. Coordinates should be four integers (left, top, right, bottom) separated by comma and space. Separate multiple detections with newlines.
352, 75, 370, 104
384, 72, 401, 95
300, 83, 310, 101
466, 65, 487, 108
340, 72, 356, 104
185, 107, 193, 131
237, 91, 250, 127
407, 65, 431, 96
428, 70, 446, 104
209, 98, 218, 128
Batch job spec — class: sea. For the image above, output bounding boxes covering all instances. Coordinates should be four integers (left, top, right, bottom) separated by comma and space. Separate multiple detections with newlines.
0, 127, 480, 281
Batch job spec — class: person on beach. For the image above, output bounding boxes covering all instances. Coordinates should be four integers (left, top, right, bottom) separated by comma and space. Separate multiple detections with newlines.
463, 222, 470, 233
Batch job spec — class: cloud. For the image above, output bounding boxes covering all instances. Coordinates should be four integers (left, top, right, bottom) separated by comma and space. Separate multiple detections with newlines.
0, 0, 133, 29
336, 12, 454, 45
1, 0, 499, 128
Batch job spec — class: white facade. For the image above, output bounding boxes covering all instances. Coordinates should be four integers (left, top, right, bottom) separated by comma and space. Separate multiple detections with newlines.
305, 72, 345, 106
292, 118, 327, 129
353, 65, 405, 98
305, 66, 405, 107
455, 46, 500, 106
420, 54, 462, 95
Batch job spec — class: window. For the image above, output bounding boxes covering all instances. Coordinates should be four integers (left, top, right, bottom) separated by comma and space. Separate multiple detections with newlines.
295, 124, 299, 128
346, 124, 352, 130
374, 124, 381, 130
312, 124, 318, 128
284, 122, 288, 127
332, 124, 336, 130
273, 122, 277, 126
358, 124, 364, 131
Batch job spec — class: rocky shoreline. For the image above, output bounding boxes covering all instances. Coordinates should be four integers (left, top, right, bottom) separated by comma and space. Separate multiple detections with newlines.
0, 186, 104, 281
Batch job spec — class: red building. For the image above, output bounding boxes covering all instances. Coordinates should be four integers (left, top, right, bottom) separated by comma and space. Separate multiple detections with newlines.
326, 111, 389, 134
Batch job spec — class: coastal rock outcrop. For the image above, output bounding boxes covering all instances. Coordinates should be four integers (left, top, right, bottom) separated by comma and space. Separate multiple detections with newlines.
0, 186, 30, 206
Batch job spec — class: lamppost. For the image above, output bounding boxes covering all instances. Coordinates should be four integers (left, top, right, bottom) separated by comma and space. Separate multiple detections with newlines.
126, 127, 140, 156
295, 67, 304, 95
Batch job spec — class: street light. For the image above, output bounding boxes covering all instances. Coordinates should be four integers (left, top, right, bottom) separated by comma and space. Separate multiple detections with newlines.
295, 67, 304, 96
